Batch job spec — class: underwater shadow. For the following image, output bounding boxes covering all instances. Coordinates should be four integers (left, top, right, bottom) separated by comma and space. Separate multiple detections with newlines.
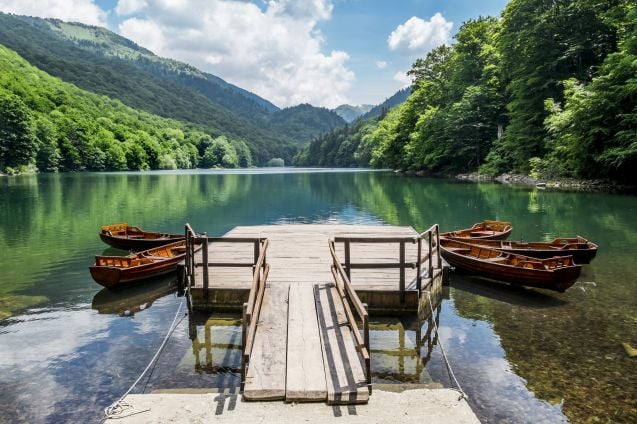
449, 274, 568, 308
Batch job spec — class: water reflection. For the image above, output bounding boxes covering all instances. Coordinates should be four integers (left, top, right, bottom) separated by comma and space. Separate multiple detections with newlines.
371, 288, 446, 388
91, 277, 177, 316
1, 170, 636, 422
187, 312, 242, 379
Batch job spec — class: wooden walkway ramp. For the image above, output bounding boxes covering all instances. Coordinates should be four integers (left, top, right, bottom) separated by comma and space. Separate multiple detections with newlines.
185, 225, 443, 405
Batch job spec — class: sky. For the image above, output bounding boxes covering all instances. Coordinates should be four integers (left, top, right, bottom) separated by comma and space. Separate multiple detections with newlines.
0, 0, 509, 109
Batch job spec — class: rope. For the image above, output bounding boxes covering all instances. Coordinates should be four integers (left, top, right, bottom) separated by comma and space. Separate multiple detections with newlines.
426, 291, 467, 401
103, 297, 186, 420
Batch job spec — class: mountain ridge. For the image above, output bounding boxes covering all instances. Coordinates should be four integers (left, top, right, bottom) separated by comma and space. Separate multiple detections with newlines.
0, 12, 347, 159
333, 104, 373, 123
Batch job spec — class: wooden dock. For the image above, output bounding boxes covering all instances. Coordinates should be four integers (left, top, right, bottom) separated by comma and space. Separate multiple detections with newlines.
183, 224, 444, 405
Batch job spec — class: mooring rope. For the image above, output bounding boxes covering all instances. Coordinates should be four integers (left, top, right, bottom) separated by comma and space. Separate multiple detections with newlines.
103, 296, 186, 420
426, 290, 467, 401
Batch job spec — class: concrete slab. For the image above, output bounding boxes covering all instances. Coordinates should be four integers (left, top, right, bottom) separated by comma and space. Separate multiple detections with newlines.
104, 388, 479, 423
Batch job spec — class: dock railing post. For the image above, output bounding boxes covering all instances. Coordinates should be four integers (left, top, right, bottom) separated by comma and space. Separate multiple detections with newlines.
417, 237, 422, 293
241, 302, 247, 382
399, 241, 405, 304
344, 240, 351, 280
436, 224, 442, 269
428, 234, 433, 280
202, 233, 209, 297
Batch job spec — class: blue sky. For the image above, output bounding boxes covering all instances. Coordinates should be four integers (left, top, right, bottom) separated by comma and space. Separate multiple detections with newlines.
0, 0, 509, 108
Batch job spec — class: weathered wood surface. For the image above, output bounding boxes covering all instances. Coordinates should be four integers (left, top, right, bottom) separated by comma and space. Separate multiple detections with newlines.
187, 225, 445, 403
285, 282, 327, 402
315, 282, 369, 404
192, 225, 422, 291
243, 284, 289, 401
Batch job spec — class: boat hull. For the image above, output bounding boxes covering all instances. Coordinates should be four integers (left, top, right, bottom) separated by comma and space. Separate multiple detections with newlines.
99, 232, 184, 251
90, 240, 198, 289
440, 239, 581, 292
441, 220, 513, 241
443, 237, 598, 264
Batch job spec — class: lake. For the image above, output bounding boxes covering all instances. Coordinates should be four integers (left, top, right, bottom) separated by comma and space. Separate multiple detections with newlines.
0, 169, 635, 423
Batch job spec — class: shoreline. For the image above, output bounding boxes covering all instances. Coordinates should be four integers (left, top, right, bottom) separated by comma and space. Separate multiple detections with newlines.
396, 170, 636, 193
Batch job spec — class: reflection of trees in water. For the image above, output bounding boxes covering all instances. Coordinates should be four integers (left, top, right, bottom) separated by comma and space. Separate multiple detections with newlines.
0, 173, 253, 295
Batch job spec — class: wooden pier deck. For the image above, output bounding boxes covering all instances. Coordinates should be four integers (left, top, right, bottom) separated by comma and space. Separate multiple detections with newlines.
185, 224, 444, 405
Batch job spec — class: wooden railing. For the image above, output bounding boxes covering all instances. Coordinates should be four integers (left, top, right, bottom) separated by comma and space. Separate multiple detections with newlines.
183, 223, 269, 381
328, 240, 371, 393
241, 238, 269, 382
333, 225, 442, 301
417, 224, 442, 293
333, 235, 418, 303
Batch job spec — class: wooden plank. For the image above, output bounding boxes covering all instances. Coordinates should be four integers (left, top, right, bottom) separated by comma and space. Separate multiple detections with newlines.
285, 283, 327, 402
315, 282, 369, 405
243, 284, 289, 401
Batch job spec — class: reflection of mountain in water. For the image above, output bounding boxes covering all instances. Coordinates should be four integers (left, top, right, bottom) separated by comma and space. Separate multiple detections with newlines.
91, 276, 177, 316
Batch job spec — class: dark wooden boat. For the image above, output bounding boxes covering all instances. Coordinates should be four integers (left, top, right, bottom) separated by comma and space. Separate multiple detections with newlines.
441, 220, 513, 240
440, 238, 581, 292
89, 240, 200, 289
443, 236, 598, 264
99, 223, 184, 250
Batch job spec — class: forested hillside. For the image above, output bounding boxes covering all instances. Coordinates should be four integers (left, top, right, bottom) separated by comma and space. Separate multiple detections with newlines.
295, 87, 410, 167
266, 104, 346, 145
300, 0, 637, 182
0, 12, 347, 170
0, 44, 254, 172
358, 88, 411, 121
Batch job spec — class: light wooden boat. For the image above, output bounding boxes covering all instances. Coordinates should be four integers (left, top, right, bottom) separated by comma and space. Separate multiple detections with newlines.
99, 223, 184, 250
89, 240, 200, 289
443, 236, 598, 263
441, 220, 513, 240
440, 238, 581, 292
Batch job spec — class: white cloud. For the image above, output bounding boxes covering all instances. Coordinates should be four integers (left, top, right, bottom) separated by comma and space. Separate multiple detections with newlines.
0, 0, 107, 26
375, 60, 387, 70
388, 13, 452, 55
393, 70, 412, 88
117, 0, 353, 108
116, 0, 148, 16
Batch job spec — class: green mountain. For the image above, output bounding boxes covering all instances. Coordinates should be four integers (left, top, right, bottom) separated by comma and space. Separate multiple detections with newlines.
333, 104, 373, 123
0, 43, 258, 172
294, 87, 412, 167
266, 104, 346, 144
358, 88, 411, 121
14, 15, 279, 118
0, 13, 347, 163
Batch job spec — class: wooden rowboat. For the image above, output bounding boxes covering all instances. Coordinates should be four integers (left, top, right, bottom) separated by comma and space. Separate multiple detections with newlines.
441, 220, 513, 240
443, 236, 598, 264
89, 240, 200, 289
440, 238, 581, 292
99, 223, 184, 250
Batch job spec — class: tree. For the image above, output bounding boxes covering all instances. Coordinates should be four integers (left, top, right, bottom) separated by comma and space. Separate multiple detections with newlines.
0, 92, 37, 171
200, 136, 238, 168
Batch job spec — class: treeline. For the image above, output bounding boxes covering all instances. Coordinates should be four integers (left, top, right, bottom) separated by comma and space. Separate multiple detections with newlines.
297, 0, 637, 182
0, 45, 252, 173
